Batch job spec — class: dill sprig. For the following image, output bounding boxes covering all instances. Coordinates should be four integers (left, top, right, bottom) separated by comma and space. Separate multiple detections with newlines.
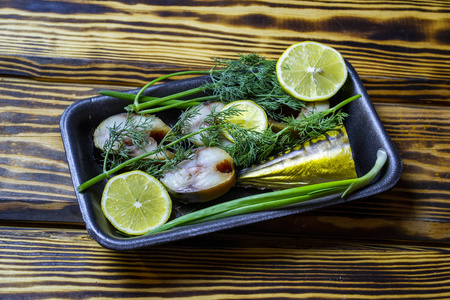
282, 94, 360, 140
282, 109, 348, 141
220, 126, 280, 168
99, 111, 196, 179
205, 53, 306, 120
101, 113, 157, 173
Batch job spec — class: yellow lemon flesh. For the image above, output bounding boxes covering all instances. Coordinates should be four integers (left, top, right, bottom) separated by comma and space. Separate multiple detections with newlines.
276, 41, 348, 101
101, 170, 172, 235
220, 100, 268, 142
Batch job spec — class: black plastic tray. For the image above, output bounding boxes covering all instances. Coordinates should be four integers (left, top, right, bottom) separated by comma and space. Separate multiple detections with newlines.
60, 61, 402, 251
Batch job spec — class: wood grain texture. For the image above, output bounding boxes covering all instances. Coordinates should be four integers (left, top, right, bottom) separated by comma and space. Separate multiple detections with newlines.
0, 0, 449, 297
0, 78, 121, 222
0, 0, 448, 104
2, 225, 450, 299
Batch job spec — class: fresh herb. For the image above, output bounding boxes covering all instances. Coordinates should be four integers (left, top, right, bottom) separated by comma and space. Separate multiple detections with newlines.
100, 112, 156, 173
281, 94, 358, 140
78, 94, 360, 192
97, 112, 192, 179
146, 148, 388, 234
205, 53, 306, 120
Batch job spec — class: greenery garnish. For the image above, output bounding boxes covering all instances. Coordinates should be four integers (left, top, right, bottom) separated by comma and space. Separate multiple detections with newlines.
79, 53, 361, 192
205, 53, 306, 120
79, 93, 360, 192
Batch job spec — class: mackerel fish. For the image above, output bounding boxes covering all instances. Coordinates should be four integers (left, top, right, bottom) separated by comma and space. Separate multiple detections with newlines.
237, 126, 357, 189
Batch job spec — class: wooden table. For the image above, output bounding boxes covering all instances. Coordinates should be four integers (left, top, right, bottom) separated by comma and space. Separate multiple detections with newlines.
1, 1, 448, 298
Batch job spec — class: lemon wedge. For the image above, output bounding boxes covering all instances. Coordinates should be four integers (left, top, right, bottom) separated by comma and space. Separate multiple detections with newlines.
101, 170, 171, 235
276, 41, 348, 101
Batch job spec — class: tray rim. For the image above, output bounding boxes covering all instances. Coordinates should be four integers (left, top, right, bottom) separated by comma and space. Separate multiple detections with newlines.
60, 61, 403, 251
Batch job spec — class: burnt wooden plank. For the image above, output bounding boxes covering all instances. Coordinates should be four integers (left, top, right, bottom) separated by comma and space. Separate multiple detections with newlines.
0, 0, 449, 297
0, 0, 447, 104
0, 78, 120, 222
2, 225, 450, 298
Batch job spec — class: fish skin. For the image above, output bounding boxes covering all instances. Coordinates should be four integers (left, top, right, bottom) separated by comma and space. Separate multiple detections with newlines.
236, 126, 357, 189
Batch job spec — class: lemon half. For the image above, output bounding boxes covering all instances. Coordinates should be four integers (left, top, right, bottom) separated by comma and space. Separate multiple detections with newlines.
101, 170, 172, 235
276, 41, 348, 101
221, 100, 268, 142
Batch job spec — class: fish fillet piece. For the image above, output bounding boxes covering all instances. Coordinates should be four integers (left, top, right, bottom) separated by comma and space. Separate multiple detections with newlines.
237, 126, 357, 189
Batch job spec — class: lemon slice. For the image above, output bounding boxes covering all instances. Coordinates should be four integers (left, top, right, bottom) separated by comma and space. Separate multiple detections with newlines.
276, 41, 348, 101
221, 100, 268, 142
101, 170, 172, 235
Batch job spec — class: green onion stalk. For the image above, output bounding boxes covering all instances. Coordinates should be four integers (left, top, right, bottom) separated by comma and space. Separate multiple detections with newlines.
99, 70, 213, 114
